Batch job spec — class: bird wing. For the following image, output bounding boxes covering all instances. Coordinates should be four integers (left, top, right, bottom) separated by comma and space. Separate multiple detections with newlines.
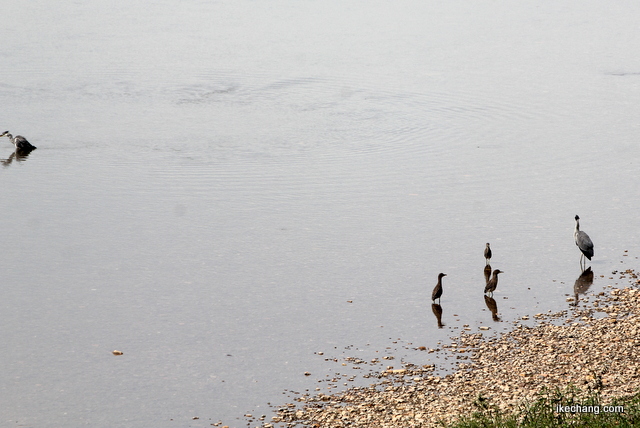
431, 286, 440, 300
576, 231, 594, 250
13, 136, 35, 150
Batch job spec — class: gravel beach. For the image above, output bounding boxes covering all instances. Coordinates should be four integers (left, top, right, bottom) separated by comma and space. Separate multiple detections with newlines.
258, 268, 640, 427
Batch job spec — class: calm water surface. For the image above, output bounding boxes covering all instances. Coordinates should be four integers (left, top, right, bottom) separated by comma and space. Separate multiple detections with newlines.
2, 1, 640, 427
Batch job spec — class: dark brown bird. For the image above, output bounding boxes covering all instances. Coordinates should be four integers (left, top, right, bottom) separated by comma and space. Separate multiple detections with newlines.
431, 273, 447, 303
484, 269, 503, 296
484, 243, 492, 265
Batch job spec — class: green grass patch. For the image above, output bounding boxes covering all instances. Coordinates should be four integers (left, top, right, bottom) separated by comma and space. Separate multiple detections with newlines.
444, 386, 640, 427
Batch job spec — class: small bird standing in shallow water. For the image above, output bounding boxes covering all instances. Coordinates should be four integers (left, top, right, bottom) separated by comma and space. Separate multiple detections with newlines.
484, 269, 503, 296
431, 273, 447, 303
1, 131, 37, 151
574, 215, 594, 266
484, 243, 492, 265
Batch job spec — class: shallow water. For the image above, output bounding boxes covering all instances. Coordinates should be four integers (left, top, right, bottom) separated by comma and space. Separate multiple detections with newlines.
2, 1, 640, 426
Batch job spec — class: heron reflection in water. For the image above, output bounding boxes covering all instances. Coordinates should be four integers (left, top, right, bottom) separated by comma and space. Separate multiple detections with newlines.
431, 303, 444, 328
572, 267, 594, 306
484, 295, 501, 321
1, 148, 37, 166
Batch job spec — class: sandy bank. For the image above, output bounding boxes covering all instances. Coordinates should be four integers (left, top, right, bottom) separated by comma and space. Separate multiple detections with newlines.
263, 269, 640, 427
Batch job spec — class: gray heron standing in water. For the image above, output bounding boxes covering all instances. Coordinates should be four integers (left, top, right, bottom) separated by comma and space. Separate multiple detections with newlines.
484, 243, 492, 265
1, 131, 37, 151
484, 269, 503, 296
574, 215, 594, 265
431, 273, 447, 303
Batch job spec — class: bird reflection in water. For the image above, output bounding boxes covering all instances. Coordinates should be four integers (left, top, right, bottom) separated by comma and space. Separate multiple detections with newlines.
1, 148, 37, 167
572, 267, 594, 306
484, 295, 501, 321
431, 303, 444, 328
484, 264, 492, 285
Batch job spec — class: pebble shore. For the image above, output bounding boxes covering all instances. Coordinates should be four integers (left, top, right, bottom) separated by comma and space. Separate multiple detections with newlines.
260, 268, 640, 427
